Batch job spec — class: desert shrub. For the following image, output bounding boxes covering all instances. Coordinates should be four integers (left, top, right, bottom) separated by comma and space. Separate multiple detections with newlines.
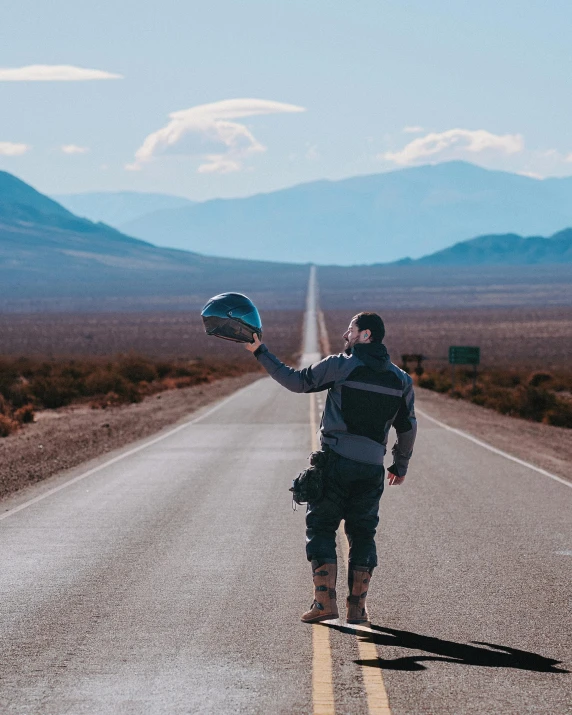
544, 401, 572, 428
418, 373, 451, 393
418, 366, 572, 427
155, 361, 173, 379
0, 353, 254, 420
118, 356, 158, 384
0, 361, 19, 397
486, 370, 522, 388
29, 375, 78, 409
517, 386, 558, 422
14, 404, 35, 424
0, 414, 18, 437
0, 394, 11, 416
83, 369, 127, 396
3, 382, 33, 409
527, 371, 553, 388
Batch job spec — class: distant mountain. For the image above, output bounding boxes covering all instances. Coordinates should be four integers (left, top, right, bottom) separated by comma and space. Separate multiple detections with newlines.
119, 162, 572, 265
2, 170, 570, 313
52, 191, 195, 227
408, 228, 572, 266
0, 171, 308, 311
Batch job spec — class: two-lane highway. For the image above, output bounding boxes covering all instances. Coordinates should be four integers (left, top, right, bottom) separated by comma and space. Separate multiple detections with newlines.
1, 267, 570, 714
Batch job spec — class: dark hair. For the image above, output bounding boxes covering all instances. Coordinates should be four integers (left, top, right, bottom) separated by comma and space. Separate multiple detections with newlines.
353, 312, 385, 343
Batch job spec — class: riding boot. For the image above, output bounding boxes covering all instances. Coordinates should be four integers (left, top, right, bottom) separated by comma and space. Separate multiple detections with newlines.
346, 566, 372, 624
301, 561, 339, 623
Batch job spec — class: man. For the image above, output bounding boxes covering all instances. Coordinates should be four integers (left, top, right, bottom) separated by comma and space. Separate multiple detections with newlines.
245, 312, 416, 624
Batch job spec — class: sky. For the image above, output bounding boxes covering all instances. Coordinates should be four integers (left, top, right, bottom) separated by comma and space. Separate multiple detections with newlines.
1, 0, 572, 201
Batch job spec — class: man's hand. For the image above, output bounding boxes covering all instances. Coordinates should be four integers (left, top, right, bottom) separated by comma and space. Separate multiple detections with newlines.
387, 471, 405, 486
244, 334, 262, 353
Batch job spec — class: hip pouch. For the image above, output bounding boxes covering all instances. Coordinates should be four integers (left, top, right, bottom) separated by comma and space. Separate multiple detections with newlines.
289, 449, 331, 508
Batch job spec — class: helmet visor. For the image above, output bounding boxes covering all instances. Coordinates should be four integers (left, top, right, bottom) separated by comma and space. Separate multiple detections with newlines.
228, 305, 262, 331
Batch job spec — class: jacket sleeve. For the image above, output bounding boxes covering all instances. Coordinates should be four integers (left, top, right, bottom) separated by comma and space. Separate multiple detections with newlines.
254, 344, 348, 393
388, 378, 417, 477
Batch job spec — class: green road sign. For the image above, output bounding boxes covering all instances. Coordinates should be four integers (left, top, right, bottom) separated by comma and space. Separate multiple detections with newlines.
449, 346, 480, 365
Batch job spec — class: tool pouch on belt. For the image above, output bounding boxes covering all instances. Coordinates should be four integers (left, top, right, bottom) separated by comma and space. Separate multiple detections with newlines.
289, 449, 330, 507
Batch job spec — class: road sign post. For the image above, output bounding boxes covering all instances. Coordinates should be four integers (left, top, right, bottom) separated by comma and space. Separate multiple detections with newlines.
448, 346, 480, 393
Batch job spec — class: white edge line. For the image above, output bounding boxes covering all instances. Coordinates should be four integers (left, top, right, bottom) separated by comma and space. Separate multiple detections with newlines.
417, 407, 571, 490
0, 380, 261, 522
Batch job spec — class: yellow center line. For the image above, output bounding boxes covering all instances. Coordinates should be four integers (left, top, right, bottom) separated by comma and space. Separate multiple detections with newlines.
309, 393, 336, 714
339, 533, 392, 714
312, 622, 336, 714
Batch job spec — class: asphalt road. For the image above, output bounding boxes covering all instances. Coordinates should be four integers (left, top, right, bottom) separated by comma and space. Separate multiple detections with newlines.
0, 267, 570, 714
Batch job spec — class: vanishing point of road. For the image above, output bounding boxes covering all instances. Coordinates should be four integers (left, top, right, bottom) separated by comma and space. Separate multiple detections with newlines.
0, 266, 570, 714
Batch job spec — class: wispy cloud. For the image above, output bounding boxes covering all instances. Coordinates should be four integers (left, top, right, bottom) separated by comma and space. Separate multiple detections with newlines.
60, 144, 89, 154
127, 98, 306, 172
0, 142, 30, 156
0, 65, 122, 81
381, 128, 524, 165
402, 126, 424, 134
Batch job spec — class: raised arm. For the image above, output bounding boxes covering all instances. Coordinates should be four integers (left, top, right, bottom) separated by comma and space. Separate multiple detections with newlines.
246, 336, 348, 393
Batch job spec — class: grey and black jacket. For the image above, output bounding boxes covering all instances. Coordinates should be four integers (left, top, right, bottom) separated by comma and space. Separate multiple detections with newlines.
254, 342, 416, 474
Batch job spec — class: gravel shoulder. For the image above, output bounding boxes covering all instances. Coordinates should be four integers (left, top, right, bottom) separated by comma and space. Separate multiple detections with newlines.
0, 373, 261, 501
416, 386, 571, 482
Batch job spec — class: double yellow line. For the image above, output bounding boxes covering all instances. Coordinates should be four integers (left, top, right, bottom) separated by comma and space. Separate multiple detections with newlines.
309, 393, 391, 715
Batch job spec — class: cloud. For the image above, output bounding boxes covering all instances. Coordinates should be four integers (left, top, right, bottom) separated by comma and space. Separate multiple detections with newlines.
381, 128, 524, 165
61, 144, 89, 154
127, 98, 305, 172
403, 126, 424, 134
197, 155, 242, 174
0, 65, 122, 81
0, 142, 30, 156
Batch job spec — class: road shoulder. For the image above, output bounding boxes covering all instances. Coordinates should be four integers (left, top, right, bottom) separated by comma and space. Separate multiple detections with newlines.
416, 386, 571, 482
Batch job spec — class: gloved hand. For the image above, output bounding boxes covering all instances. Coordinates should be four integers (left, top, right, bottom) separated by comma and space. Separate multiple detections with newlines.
387, 469, 405, 486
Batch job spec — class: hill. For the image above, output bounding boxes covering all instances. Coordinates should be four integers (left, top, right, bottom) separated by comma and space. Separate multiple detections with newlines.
52, 191, 195, 227
119, 162, 572, 265
0, 171, 309, 311
402, 228, 572, 266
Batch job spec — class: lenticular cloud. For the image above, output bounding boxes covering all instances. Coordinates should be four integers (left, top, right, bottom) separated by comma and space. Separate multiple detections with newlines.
382, 128, 524, 166
0, 65, 122, 81
127, 98, 306, 173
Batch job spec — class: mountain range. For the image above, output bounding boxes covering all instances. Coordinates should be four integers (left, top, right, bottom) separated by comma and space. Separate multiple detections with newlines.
1, 168, 571, 311
99, 161, 572, 265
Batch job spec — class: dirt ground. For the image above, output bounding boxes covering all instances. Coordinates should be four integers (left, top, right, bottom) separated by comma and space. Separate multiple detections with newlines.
416, 387, 571, 481
0, 373, 261, 501
324, 307, 572, 369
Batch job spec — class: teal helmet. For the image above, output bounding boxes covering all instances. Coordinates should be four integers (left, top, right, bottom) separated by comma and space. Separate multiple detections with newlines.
201, 292, 262, 343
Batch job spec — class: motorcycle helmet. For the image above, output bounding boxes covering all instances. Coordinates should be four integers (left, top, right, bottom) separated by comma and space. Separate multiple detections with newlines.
201, 292, 262, 343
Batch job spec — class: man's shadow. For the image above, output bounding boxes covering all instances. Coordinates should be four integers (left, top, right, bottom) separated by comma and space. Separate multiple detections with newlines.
321, 623, 569, 673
